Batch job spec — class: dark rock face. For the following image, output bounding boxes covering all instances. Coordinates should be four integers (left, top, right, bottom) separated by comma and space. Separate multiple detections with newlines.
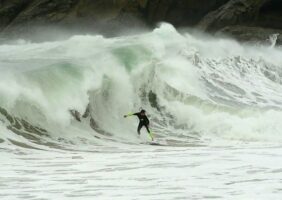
197, 0, 270, 31
196, 0, 282, 43
0, 0, 281, 43
145, 0, 229, 26
0, 0, 229, 36
0, 0, 31, 31
257, 0, 282, 30
15, 0, 78, 23
1, 0, 149, 38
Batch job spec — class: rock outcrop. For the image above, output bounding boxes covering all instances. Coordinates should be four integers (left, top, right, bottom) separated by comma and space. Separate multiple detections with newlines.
0, 0, 31, 31
197, 0, 282, 43
256, 0, 282, 30
0, 0, 281, 43
197, 0, 270, 31
144, 0, 229, 26
0, 0, 148, 38
0, 0, 229, 37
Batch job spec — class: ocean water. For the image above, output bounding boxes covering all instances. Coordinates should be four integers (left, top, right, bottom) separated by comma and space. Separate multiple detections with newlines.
1, 23, 282, 199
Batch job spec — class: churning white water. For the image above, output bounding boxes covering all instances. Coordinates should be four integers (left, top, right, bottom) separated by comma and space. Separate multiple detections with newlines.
1, 23, 282, 199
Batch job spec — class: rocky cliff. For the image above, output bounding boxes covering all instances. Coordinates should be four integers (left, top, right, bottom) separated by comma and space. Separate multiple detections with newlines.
0, 0, 281, 43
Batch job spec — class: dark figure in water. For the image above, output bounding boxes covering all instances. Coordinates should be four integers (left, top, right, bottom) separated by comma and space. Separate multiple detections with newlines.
124, 109, 153, 141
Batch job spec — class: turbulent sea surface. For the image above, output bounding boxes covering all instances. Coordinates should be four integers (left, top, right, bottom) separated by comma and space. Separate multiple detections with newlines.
1, 24, 282, 199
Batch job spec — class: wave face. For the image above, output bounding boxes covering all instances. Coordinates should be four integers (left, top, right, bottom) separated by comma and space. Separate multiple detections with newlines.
1, 23, 282, 150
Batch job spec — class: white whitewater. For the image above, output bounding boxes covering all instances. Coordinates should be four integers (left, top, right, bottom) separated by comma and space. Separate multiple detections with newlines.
1, 23, 282, 199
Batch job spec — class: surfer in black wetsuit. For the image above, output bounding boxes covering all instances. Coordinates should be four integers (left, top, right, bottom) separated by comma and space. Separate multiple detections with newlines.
124, 109, 154, 141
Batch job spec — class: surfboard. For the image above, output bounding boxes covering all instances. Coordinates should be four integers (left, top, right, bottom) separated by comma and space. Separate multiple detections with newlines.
149, 141, 164, 146
140, 141, 166, 146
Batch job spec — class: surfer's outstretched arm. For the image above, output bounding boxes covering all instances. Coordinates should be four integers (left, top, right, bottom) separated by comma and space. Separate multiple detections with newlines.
123, 113, 137, 118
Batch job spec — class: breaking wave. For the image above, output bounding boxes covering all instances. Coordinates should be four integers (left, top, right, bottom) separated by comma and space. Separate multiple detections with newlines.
1, 23, 282, 150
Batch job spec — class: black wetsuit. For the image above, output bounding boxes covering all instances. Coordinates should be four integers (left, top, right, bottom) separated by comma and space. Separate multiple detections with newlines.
133, 112, 150, 135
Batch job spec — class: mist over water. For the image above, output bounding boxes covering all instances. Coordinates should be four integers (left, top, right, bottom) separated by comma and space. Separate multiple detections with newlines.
1, 23, 282, 199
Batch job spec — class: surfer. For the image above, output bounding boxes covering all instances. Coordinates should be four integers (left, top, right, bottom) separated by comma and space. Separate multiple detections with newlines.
124, 109, 154, 141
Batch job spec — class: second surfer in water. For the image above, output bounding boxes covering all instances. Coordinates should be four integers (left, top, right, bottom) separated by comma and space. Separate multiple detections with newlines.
124, 109, 154, 141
